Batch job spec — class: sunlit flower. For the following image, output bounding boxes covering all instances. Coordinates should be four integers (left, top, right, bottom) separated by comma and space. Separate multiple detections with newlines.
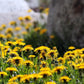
57, 57, 65, 64
52, 66, 66, 74
12, 57, 23, 66
13, 47, 21, 52
14, 27, 21, 31
59, 76, 71, 83
5, 41, 15, 46
39, 71, 52, 78
6, 33, 12, 39
34, 27, 41, 32
0, 72, 7, 78
50, 35, 55, 39
9, 21, 17, 26
67, 61, 76, 69
47, 50, 58, 58
64, 51, 72, 57
40, 61, 48, 67
5, 28, 13, 34
6, 67, 18, 72
0, 27, 3, 31
24, 16, 32, 21
40, 67, 51, 72
20, 22, 25, 26
45, 81, 56, 84
68, 46, 75, 50
31, 74, 42, 81
20, 75, 32, 83
24, 60, 34, 67
78, 63, 84, 70
6, 67, 18, 75
1, 24, 6, 29
66, 55, 75, 60
0, 34, 5, 40
16, 75, 23, 81
8, 76, 17, 82
18, 16, 24, 21
34, 46, 50, 53
15, 41, 25, 46
27, 9, 32, 13
6, 58, 12, 63
43, 8, 49, 15
80, 54, 84, 60
75, 58, 83, 64
40, 51, 46, 60
22, 31, 27, 35
22, 46, 33, 52
9, 51, 19, 58
16, 39, 24, 42
28, 55, 35, 58
40, 29, 47, 35
25, 25, 30, 30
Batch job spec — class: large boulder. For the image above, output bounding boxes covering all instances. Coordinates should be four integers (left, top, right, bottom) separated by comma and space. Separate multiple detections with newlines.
47, 0, 84, 47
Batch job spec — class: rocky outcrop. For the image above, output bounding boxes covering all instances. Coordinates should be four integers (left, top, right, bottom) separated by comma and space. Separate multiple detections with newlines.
47, 0, 84, 47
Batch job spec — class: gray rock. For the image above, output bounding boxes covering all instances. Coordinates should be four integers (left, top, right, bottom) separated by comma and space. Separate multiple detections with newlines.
47, 0, 84, 47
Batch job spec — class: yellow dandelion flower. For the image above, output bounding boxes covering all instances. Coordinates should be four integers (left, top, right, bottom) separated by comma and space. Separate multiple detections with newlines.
40, 67, 51, 72
0, 34, 5, 39
12, 57, 23, 66
8, 76, 17, 82
6, 67, 18, 72
34, 46, 50, 53
24, 16, 32, 21
68, 46, 75, 50
57, 57, 65, 64
20, 75, 32, 83
27, 9, 32, 13
59, 76, 71, 83
34, 27, 41, 32
39, 71, 52, 78
31, 74, 42, 80
22, 46, 33, 52
50, 35, 55, 39
9, 51, 19, 57
40, 61, 48, 68
40, 29, 47, 35
6, 33, 12, 38
6, 67, 18, 75
0, 72, 7, 78
15, 41, 25, 46
0, 27, 3, 31
5, 28, 13, 34
16, 75, 23, 81
9, 21, 16, 26
1, 24, 6, 28
75, 58, 83, 64
52, 66, 66, 74
14, 27, 21, 31
28, 55, 35, 58
22, 31, 27, 35
47, 50, 58, 58
45, 81, 56, 84
6, 58, 12, 63
24, 60, 34, 67
18, 16, 24, 21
